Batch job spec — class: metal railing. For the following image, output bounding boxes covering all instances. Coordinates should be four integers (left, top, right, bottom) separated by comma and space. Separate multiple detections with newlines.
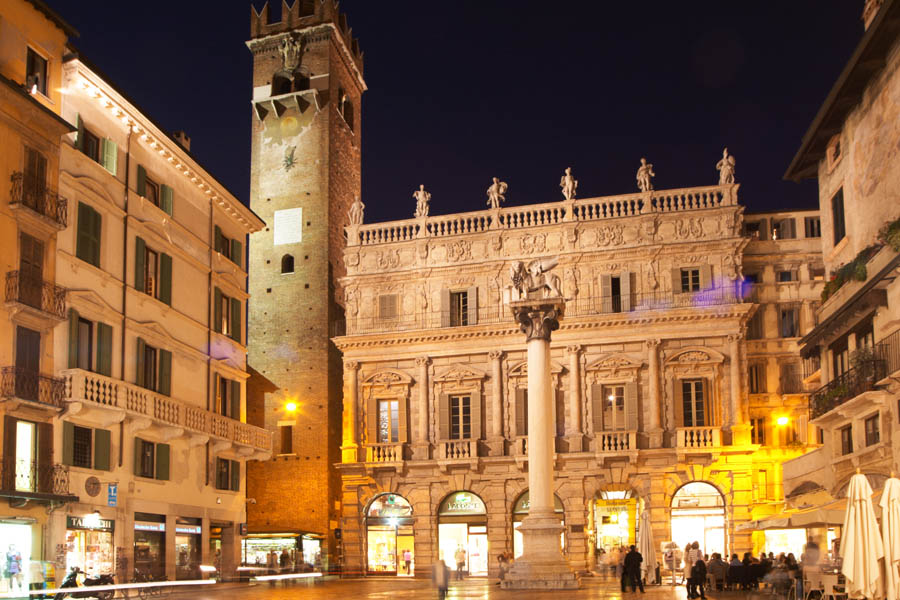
0, 367, 65, 407
0, 457, 71, 496
5, 271, 67, 319
877, 329, 900, 377
810, 359, 887, 419
9, 172, 68, 228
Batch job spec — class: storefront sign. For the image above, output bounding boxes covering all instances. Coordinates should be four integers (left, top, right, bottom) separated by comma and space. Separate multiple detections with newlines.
107, 483, 117, 507
175, 525, 201, 535
438, 491, 486, 516
134, 521, 166, 532
367, 493, 413, 518
67, 516, 114, 531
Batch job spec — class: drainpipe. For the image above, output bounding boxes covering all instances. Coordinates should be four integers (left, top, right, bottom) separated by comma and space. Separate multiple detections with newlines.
119, 129, 132, 467
206, 196, 214, 486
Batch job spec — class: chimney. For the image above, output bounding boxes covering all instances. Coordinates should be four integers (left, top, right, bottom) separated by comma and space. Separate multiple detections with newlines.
863, 0, 884, 30
173, 130, 191, 152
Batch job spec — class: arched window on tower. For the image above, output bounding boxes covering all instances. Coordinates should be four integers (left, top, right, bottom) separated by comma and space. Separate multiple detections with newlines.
281, 254, 295, 274
272, 73, 292, 96
338, 88, 354, 132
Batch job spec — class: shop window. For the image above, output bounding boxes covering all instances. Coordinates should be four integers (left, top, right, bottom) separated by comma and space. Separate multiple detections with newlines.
840, 425, 853, 455
831, 188, 846, 245
805, 216, 821, 238
669, 482, 726, 558
864, 415, 880, 446
378, 399, 400, 443
681, 268, 700, 293
134, 438, 169, 480
280, 425, 293, 454
748, 363, 767, 394
213, 287, 242, 343
281, 254, 294, 274
26, 47, 48, 95
751, 417, 766, 445
449, 395, 471, 440
779, 305, 800, 338
135, 237, 172, 305
681, 379, 706, 427
215, 458, 240, 491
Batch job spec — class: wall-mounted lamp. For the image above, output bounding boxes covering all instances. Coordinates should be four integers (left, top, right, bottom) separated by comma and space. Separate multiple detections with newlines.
776, 416, 790, 426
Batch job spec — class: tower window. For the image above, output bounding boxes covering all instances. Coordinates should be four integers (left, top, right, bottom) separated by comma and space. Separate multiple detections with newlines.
338, 88, 354, 131
281, 254, 295, 274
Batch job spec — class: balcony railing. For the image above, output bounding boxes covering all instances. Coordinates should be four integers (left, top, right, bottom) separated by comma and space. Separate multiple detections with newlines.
0, 458, 71, 496
5, 271, 67, 320
676, 426, 721, 449
366, 443, 404, 463
514, 435, 528, 456
780, 367, 805, 394
0, 367, 65, 407
9, 172, 68, 228
803, 354, 821, 379
439, 439, 475, 459
877, 329, 900, 377
810, 359, 887, 419
597, 430, 637, 452
63, 369, 272, 453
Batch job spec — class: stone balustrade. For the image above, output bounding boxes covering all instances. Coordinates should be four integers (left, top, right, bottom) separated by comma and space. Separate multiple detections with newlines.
439, 439, 475, 459
62, 368, 272, 453
676, 426, 722, 449
366, 443, 403, 463
515, 435, 528, 456
597, 430, 637, 453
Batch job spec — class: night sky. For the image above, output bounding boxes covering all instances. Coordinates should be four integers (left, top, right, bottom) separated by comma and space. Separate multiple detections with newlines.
55, 1, 863, 223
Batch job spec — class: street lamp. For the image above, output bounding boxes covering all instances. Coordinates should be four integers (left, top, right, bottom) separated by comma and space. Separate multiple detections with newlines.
285, 401, 298, 413
776, 416, 789, 426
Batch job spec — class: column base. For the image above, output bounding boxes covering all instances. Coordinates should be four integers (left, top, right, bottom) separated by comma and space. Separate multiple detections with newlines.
564, 433, 584, 453
411, 442, 430, 460
341, 444, 359, 463
501, 512, 580, 590
731, 423, 753, 446
485, 438, 504, 457
647, 428, 664, 449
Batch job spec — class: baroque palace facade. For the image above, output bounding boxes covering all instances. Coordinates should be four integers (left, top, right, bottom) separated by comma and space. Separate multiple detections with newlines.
333, 182, 824, 577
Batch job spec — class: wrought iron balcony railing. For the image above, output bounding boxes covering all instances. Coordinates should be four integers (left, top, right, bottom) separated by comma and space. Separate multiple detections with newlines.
5, 271, 67, 319
810, 359, 887, 419
0, 457, 71, 496
0, 366, 65, 407
9, 172, 68, 228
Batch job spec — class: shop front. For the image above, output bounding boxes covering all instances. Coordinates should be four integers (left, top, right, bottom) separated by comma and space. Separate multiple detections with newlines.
594, 495, 637, 551
301, 535, 322, 568
365, 493, 414, 576
437, 491, 488, 577
65, 515, 115, 578
134, 513, 166, 579
512, 491, 565, 558
175, 518, 202, 580
242, 534, 299, 567
670, 481, 726, 557
0, 516, 40, 595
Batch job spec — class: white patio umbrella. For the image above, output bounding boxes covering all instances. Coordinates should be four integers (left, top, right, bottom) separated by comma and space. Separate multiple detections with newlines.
638, 510, 657, 585
841, 472, 884, 599
881, 477, 900, 600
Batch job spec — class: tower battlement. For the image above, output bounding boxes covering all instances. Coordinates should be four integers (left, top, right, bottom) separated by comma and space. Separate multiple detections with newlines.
250, 1, 363, 70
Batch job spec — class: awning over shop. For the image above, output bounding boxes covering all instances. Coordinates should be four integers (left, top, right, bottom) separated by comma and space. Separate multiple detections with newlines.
738, 490, 884, 531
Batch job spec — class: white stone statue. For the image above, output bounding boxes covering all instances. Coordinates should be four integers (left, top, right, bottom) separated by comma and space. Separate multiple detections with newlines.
510, 257, 563, 300
560, 167, 578, 200
636, 157, 655, 192
716, 147, 736, 185
486, 177, 508, 209
348, 195, 364, 225
413, 184, 431, 218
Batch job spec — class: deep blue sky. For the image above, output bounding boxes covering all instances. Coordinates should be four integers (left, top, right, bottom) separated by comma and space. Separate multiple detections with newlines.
55, 1, 862, 222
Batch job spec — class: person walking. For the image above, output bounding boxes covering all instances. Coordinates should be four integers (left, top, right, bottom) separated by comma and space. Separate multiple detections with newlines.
403, 549, 412, 575
622, 545, 645, 593
454, 546, 467, 581
432, 556, 450, 600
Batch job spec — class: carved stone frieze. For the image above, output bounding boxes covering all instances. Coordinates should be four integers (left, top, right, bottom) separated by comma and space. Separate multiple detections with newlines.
445, 240, 472, 262
585, 353, 644, 383
520, 233, 547, 254
376, 249, 400, 269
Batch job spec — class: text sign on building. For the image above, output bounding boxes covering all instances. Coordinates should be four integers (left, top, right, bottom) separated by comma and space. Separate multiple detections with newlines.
67, 516, 114, 531
134, 521, 166, 532
107, 483, 117, 507
438, 491, 486, 516
274, 208, 303, 245
175, 525, 202, 535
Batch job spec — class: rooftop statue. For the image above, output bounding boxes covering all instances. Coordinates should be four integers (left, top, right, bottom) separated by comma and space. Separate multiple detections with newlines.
716, 147, 736, 184
560, 167, 578, 200
348, 196, 365, 225
413, 184, 431, 218
636, 157, 655, 192
510, 257, 563, 300
486, 177, 508, 209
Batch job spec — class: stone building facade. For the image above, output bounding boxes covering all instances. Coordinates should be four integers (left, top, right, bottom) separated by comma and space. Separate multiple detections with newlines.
334, 183, 824, 577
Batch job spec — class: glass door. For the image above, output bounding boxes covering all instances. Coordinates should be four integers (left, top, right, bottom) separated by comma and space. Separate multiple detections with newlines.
15, 421, 36, 491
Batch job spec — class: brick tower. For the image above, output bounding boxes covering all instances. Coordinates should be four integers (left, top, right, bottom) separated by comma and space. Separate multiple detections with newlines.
245, 0, 364, 566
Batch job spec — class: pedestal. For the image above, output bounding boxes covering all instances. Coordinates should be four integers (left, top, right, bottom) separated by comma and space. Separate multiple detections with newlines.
411, 442, 430, 460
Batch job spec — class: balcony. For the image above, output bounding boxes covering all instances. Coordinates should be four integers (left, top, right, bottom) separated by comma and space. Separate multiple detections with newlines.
810, 359, 887, 419
9, 171, 68, 229
5, 271, 67, 321
439, 439, 476, 460
63, 369, 272, 457
0, 367, 65, 408
0, 458, 75, 505
596, 430, 637, 452
676, 426, 722, 449
365, 443, 404, 463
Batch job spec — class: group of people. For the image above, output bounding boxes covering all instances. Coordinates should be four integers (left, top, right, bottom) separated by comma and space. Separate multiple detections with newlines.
258, 548, 320, 574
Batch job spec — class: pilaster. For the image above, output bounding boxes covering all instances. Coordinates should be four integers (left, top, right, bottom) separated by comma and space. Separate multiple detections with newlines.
413, 356, 431, 460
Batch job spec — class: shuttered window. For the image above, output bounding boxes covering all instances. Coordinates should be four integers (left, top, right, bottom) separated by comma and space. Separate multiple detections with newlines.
449, 395, 471, 439
137, 165, 172, 215
76, 202, 102, 267
680, 379, 706, 427
101, 138, 118, 175
67, 310, 113, 376
62, 423, 111, 471
599, 272, 632, 313
441, 287, 478, 327
135, 338, 171, 395
215, 458, 240, 491
214, 226, 243, 268
438, 392, 481, 440
215, 375, 241, 419
213, 287, 242, 343
592, 383, 639, 431
378, 399, 399, 443
378, 294, 398, 320
134, 438, 169, 480
831, 188, 846, 244
135, 237, 172, 305
516, 388, 528, 436
367, 394, 409, 444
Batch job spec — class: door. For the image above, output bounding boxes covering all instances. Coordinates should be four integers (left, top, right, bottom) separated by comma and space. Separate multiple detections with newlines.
18, 233, 44, 308
467, 527, 488, 576
15, 420, 37, 491
23, 147, 47, 209
15, 327, 41, 401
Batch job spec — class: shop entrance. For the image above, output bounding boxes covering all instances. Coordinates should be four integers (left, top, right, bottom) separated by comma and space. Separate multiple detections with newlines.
593, 491, 638, 552
133, 512, 166, 579
437, 491, 488, 577
0, 520, 34, 594
512, 491, 565, 558
175, 518, 202, 580
65, 515, 114, 578
365, 493, 414, 576
670, 481, 726, 557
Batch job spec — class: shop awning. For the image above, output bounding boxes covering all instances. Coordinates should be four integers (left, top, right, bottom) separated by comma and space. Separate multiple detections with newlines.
738, 490, 885, 531
737, 513, 793, 531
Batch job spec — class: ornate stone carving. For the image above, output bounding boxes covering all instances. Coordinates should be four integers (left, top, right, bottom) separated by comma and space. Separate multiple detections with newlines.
376, 249, 400, 269
678, 351, 710, 363
417, 242, 429, 260
488, 350, 504, 361
636, 157, 655, 192
596, 225, 624, 246
520, 233, 547, 254
585, 353, 643, 382
413, 184, 431, 218
716, 148, 736, 185
445, 240, 472, 262
566, 345, 582, 355
348, 196, 364, 225
645, 338, 661, 348
560, 167, 578, 200
489, 234, 503, 253
280, 37, 302, 71
344, 360, 360, 371
564, 267, 580, 299
346, 252, 360, 267
512, 304, 561, 342
486, 177, 508, 209
510, 258, 562, 300
414, 356, 431, 367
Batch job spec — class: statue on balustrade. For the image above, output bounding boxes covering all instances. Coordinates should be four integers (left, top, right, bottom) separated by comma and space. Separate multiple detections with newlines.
636, 158, 655, 192
510, 257, 563, 300
486, 177, 508, 209
413, 184, 431, 218
716, 147, 736, 185
348, 195, 365, 225
560, 167, 578, 200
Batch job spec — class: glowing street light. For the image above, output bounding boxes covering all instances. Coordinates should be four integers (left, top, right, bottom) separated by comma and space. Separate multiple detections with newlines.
284, 401, 298, 413
776, 416, 789, 426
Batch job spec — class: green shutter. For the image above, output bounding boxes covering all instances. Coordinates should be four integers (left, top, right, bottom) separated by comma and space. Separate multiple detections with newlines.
214, 226, 223, 254
76, 202, 91, 264
133, 438, 142, 475
137, 165, 147, 197
134, 237, 146, 292
101, 139, 118, 175
159, 253, 172, 305
75, 114, 84, 151
136, 337, 146, 388
89, 206, 102, 267
68, 308, 80, 369
62, 421, 75, 466
94, 428, 111, 471
230, 238, 242, 268
96, 323, 112, 376
230, 379, 240, 420
230, 297, 241, 343
230, 460, 240, 492
158, 349, 172, 396
213, 288, 222, 333
156, 443, 170, 480
160, 184, 173, 216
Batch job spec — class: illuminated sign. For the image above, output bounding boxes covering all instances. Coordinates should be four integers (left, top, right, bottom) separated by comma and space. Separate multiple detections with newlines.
438, 491, 486, 516
135, 521, 166, 532
175, 525, 202, 535
67, 516, 114, 531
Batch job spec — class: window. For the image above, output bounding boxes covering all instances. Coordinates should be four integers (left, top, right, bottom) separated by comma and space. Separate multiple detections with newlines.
681, 379, 706, 427
601, 385, 625, 431
143, 344, 157, 391
72, 425, 92, 468
681, 268, 700, 293
135, 237, 172, 305
272, 74, 292, 95
215, 458, 240, 491
281, 254, 294, 274
610, 276, 622, 312
840, 425, 853, 455
68, 309, 112, 376
831, 188, 846, 244
864, 415, 880, 447
817, 427, 824, 444
134, 438, 170, 480
338, 88, 354, 131
751, 417, 766, 445
213, 288, 242, 343
215, 226, 242, 268
378, 294, 398, 320
76, 202, 102, 267
805, 216, 821, 238
449, 395, 471, 440
744, 221, 766, 240
145, 177, 160, 207
773, 218, 796, 240
62, 422, 111, 471
75, 117, 118, 175
26, 48, 48, 95
777, 269, 798, 283
136, 338, 171, 395
749, 363, 767, 394
76, 318, 93, 371
378, 399, 400, 443
216, 376, 240, 419
15, 327, 41, 401
450, 291, 468, 326
809, 264, 825, 281
516, 389, 528, 436
280, 425, 293, 454
781, 363, 802, 394
83, 129, 100, 163
136, 165, 173, 215
747, 310, 764, 340
23, 147, 47, 205
779, 305, 800, 338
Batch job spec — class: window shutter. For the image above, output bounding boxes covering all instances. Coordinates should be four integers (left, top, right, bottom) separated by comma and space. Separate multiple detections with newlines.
155, 443, 170, 480
136, 337, 146, 388
466, 286, 478, 325
599, 274, 612, 313
2, 417, 16, 490
89, 206, 102, 267
699, 265, 712, 290
674, 379, 684, 427
160, 185, 174, 216
158, 349, 172, 396
625, 383, 639, 431
101, 139, 118, 175
214, 226, 223, 254
231, 239, 242, 268
439, 393, 450, 440
75, 114, 84, 151
230, 460, 240, 491
213, 288, 222, 333
214, 373, 222, 413
76, 202, 91, 265
230, 379, 241, 420
591, 384, 603, 433
137, 164, 147, 197
134, 237, 146, 292
62, 421, 75, 466
94, 428, 111, 471
67, 308, 80, 369
37, 423, 52, 492
470, 391, 482, 440
515, 388, 527, 436
440, 289, 451, 327
97, 322, 112, 377
671, 268, 682, 293
133, 438, 142, 475
230, 297, 241, 343
620, 271, 632, 312
159, 253, 172, 305
798, 414, 808, 444
366, 393, 377, 444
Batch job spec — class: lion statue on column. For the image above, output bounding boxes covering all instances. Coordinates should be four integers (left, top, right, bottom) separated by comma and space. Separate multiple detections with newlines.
510, 257, 563, 300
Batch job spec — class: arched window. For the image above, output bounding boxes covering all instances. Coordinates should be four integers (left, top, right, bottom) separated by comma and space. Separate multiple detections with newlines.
281, 254, 294, 274
338, 88, 354, 131
670, 481, 726, 557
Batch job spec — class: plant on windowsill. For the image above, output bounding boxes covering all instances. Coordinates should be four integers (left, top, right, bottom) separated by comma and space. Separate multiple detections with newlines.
820, 244, 882, 302
850, 346, 879, 384
877, 215, 900, 252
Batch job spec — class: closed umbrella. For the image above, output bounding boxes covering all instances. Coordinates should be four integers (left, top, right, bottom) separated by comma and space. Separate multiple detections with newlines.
841, 472, 884, 599
881, 477, 900, 600
638, 510, 657, 585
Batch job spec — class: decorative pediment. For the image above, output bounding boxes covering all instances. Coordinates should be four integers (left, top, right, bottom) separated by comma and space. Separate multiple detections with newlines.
66, 174, 120, 210
508, 360, 565, 379
665, 346, 725, 366
361, 369, 413, 398
586, 353, 644, 383
434, 365, 487, 384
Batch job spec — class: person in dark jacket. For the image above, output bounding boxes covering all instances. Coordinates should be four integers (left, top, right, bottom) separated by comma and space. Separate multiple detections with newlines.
689, 558, 707, 599
622, 545, 645, 593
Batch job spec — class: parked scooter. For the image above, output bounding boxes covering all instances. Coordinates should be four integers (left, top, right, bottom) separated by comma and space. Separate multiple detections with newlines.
55, 566, 115, 600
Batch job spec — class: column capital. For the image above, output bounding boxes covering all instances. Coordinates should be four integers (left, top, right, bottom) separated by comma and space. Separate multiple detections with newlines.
566, 344, 582, 356
344, 360, 360, 371
511, 302, 562, 342
414, 356, 431, 367
726, 331, 744, 344
645, 338, 661, 349
488, 350, 504, 361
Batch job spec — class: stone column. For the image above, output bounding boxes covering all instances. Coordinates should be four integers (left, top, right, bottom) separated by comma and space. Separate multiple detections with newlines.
487, 350, 504, 456
565, 345, 583, 452
413, 356, 431, 460
728, 332, 751, 445
504, 298, 579, 590
341, 361, 360, 463
646, 339, 663, 448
